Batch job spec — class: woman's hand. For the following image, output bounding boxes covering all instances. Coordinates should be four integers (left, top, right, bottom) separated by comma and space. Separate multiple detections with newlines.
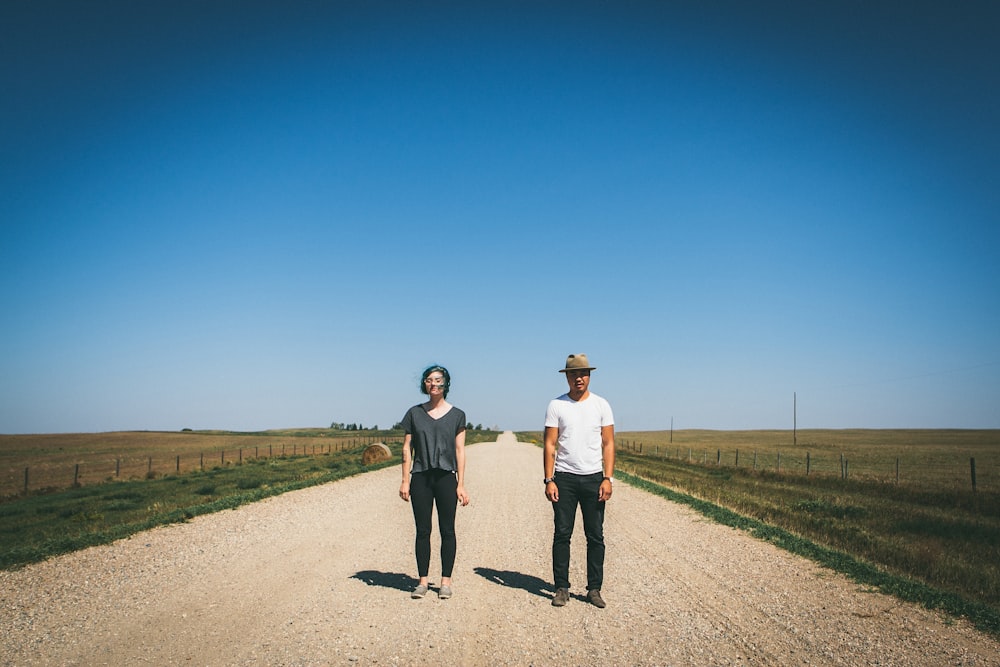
399, 481, 410, 502
456, 484, 470, 507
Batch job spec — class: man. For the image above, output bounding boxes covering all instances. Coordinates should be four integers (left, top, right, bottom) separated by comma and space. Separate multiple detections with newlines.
543, 353, 616, 608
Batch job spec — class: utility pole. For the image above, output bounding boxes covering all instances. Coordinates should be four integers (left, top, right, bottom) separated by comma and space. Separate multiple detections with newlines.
793, 392, 797, 446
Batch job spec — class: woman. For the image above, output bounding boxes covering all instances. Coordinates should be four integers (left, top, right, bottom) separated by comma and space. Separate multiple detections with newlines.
399, 364, 470, 599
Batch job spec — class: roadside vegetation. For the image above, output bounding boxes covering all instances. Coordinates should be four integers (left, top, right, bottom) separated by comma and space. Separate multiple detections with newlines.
0, 429, 500, 570
1, 428, 397, 495
3, 427, 997, 638
519, 429, 999, 637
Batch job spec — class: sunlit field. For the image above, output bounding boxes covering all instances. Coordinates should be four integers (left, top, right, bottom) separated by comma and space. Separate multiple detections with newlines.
0, 428, 501, 497
0, 429, 381, 496
0, 428, 500, 570
519, 428, 1000, 634
614, 429, 999, 492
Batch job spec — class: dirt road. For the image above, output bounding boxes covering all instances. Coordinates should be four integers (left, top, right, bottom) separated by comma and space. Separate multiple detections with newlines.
2, 433, 998, 665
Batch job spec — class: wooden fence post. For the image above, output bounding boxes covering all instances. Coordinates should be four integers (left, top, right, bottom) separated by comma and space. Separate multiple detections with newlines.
736, 449, 739, 467
896, 458, 900, 485
200, 452, 204, 470
753, 451, 757, 470
74, 463, 80, 487
777, 451, 781, 472
24, 466, 29, 493
716, 449, 721, 465
148, 457, 152, 474
806, 452, 810, 476
116, 458, 121, 477
176, 455, 180, 473
971, 458, 977, 493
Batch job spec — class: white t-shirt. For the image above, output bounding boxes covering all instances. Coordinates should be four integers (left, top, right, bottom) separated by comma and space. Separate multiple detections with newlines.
544, 392, 615, 475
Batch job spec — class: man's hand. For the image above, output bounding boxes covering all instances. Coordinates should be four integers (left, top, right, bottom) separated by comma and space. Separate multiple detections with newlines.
598, 479, 613, 502
545, 481, 559, 502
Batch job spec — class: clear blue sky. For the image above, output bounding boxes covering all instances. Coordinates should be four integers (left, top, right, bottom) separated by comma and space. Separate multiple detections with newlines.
2, 1, 998, 434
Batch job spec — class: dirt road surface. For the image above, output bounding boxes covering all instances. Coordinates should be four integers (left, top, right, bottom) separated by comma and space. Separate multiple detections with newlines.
2, 433, 998, 666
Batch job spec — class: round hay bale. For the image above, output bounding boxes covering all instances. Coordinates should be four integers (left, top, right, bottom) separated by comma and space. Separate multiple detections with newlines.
362, 442, 393, 465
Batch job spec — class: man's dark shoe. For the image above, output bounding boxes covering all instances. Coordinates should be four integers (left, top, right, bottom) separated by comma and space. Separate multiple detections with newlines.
587, 589, 606, 608
551, 588, 570, 607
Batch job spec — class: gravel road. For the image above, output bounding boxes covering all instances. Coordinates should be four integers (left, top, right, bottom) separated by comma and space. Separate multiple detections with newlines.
2, 433, 998, 666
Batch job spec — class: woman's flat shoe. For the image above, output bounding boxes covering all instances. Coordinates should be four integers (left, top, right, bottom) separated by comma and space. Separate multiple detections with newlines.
411, 585, 429, 599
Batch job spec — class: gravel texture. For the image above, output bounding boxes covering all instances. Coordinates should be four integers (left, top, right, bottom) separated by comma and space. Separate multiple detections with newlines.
2, 433, 998, 666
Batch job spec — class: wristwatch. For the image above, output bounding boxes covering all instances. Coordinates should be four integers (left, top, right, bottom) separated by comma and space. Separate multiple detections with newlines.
603, 476, 615, 484
544, 477, 555, 484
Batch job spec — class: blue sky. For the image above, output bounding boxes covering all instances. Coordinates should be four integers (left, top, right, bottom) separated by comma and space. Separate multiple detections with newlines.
2, 1, 998, 434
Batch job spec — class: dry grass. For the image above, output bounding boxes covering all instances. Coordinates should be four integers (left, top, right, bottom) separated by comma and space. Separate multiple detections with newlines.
517, 428, 1000, 620
614, 429, 1000, 492
0, 429, 389, 497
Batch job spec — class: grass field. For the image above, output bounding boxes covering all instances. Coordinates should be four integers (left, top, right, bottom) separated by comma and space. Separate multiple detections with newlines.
617, 429, 1000, 491
0, 428, 501, 570
0, 429, 396, 497
518, 428, 1000, 635
0, 442, 395, 570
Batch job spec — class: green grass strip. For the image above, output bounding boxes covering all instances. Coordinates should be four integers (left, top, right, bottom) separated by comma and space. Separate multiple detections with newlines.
1, 457, 398, 570
618, 470, 1000, 639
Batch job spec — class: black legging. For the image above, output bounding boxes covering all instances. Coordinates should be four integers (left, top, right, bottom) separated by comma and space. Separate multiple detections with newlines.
409, 468, 458, 578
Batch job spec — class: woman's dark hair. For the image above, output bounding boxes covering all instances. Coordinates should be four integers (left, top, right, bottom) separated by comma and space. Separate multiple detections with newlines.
420, 365, 451, 398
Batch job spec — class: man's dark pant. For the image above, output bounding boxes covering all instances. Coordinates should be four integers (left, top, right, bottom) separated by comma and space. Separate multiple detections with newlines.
551, 471, 605, 591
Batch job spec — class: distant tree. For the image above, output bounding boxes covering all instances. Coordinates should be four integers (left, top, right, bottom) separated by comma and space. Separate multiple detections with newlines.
466, 422, 473, 430
331, 421, 381, 431
476, 424, 483, 430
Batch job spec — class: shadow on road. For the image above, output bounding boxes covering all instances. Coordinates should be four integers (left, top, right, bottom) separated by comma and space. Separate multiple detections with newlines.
350, 570, 414, 592
474, 567, 551, 598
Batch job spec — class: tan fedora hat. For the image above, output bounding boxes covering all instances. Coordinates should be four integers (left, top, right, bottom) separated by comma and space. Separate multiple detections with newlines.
558, 353, 596, 373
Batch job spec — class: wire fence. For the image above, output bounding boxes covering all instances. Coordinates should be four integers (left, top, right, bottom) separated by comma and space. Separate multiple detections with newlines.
616, 438, 997, 493
2, 436, 393, 497
2, 429, 502, 498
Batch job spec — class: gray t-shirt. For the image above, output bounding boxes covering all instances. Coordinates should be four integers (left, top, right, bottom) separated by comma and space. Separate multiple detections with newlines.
401, 404, 467, 474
